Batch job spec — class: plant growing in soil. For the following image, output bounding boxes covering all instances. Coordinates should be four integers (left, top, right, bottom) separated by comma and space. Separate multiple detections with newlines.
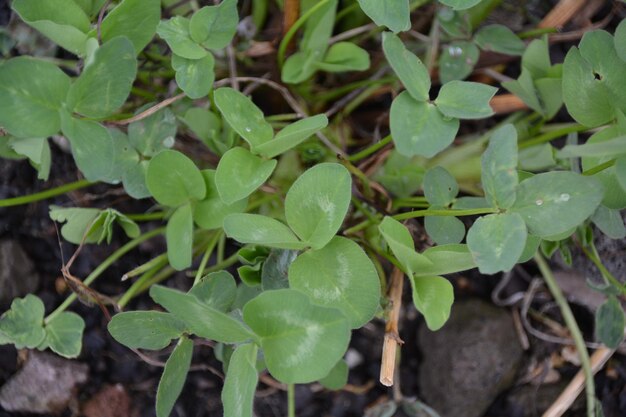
0, 1, 625, 416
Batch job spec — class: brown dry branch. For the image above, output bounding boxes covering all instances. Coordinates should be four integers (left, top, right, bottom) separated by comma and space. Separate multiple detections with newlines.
380, 267, 405, 387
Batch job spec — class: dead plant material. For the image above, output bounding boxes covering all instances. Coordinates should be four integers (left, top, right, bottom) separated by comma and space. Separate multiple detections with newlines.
380, 267, 404, 387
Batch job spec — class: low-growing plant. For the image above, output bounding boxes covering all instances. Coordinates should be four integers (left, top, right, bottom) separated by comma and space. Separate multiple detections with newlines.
0, 1, 625, 416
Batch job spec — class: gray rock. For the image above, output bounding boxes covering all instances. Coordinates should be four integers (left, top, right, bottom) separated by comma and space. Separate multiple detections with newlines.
505, 381, 584, 417
0, 351, 88, 414
0, 239, 40, 306
417, 299, 525, 417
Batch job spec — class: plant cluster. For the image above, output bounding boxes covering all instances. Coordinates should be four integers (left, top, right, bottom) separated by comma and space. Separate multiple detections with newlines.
0, 0, 625, 416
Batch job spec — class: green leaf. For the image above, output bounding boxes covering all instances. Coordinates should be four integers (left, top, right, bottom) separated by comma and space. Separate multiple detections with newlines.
49, 206, 100, 244
467, 213, 527, 274
100, 0, 161, 53
418, 244, 476, 276
150, 285, 255, 343
80, 208, 140, 244
0, 295, 46, 349
410, 275, 453, 330
382, 32, 430, 102
194, 170, 247, 230
172, 53, 215, 99
243, 289, 351, 383
189, 0, 238, 50
474, 24, 525, 55
301, 0, 337, 53
424, 215, 465, 245
281, 50, 318, 84
615, 19, 626, 62
373, 151, 425, 198
180, 107, 224, 153
357, 0, 410, 33
481, 124, 518, 209
502, 69, 543, 114
319, 359, 348, 390
156, 337, 193, 417
166, 204, 194, 270
9, 137, 52, 180
616, 156, 626, 192
535, 76, 563, 119
595, 296, 625, 349
557, 136, 626, 159
435, 81, 497, 119
11, 0, 90, 55
437, 8, 471, 39
438, 0, 482, 10
522, 37, 551, 78
518, 144, 555, 172
518, 234, 541, 263
0, 57, 70, 138
146, 150, 206, 207
214, 87, 274, 148
41, 312, 85, 358
215, 147, 277, 204
591, 205, 626, 239
222, 343, 259, 417
189, 271, 237, 312
123, 161, 150, 199
510, 171, 604, 238
315, 42, 370, 72
262, 249, 298, 290
128, 107, 177, 158
438, 41, 479, 83
289, 236, 381, 328
390, 92, 459, 157
156, 16, 208, 59
60, 114, 116, 182
423, 166, 458, 206
254, 114, 328, 158
285, 163, 352, 249
108, 311, 186, 350
378, 216, 433, 276
224, 214, 307, 250
67, 37, 137, 118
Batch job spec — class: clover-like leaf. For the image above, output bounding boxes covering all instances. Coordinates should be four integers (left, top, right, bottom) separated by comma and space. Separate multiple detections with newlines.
435, 81, 497, 119
591, 205, 626, 240
474, 24, 525, 56
222, 343, 258, 417
108, 311, 186, 350
156, 337, 193, 417
146, 150, 206, 207
382, 32, 430, 102
172, 53, 215, 99
166, 204, 194, 271
40, 312, 85, 358
224, 214, 307, 250
615, 19, 626, 62
424, 215, 465, 245
410, 275, 454, 331
315, 42, 371, 73
215, 147, 277, 204
157, 16, 208, 59
423, 166, 458, 206
481, 124, 518, 209
378, 216, 433, 276
194, 170, 247, 230
595, 296, 625, 349
438, 41, 479, 83
189, 0, 238, 50
100, 0, 161, 53
254, 114, 328, 158
418, 244, 476, 277
0, 295, 46, 349
189, 271, 237, 312
214, 88, 274, 148
357, 0, 410, 33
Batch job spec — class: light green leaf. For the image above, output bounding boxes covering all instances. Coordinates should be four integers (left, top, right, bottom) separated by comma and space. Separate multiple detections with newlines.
41, 312, 85, 358
410, 275, 453, 330
254, 114, 328, 158
123, 161, 150, 199
166, 204, 194, 271
424, 215, 465, 245
11, 0, 90, 55
0, 295, 46, 349
128, 107, 177, 157
301, 0, 337, 53
60, 114, 115, 182
511, 171, 604, 238
156, 16, 208, 59
189, 0, 238, 50
591, 205, 626, 239
0, 57, 70, 138
474, 24, 525, 55
101, 0, 161, 53
435, 80, 497, 119
289, 236, 381, 328
222, 343, 259, 417
243, 289, 351, 383
319, 359, 348, 390
522, 37, 551, 78
481, 124, 518, 209
108, 311, 186, 350
315, 42, 370, 72
215, 147, 277, 204
438, 0, 482, 10
86, 208, 140, 244
214, 87, 274, 148
378, 216, 432, 276
518, 144, 555, 172
502, 69, 543, 114
67, 37, 137, 118
518, 234, 541, 263
390, 92, 459, 158
156, 337, 193, 417
595, 296, 625, 349
557, 136, 626, 159
49, 206, 100, 244
281, 50, 318, 84
10, 137, 52, 180
616, 156, 626, 192
418, 244, 476, 276
438, 41, 479, 83
373, 151, 425, 198
438, 8, 471, 40
467, 213, 527, 274
224, 214, 307, 250
172, 53, 215, 99
189, 271, 237, 312
535, 76, 563, 119
615, 19, 626, 62
146, 150, 206, 207
423, 166, 458, 206
150, 285, 255, 343
382, 32, 430, 102
180, 107, 223, 152
285, 163, 352, 249
357, 0, 410, 33
194, 170, 247, 230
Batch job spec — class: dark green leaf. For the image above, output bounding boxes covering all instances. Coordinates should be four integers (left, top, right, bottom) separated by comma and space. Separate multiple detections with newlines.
474, 24, 525, 55
156, 337, 193, 417
262, 249, 298, 290
615, 19, 626, 62
189, 0, 238, 50
315, 42, 370, 72
418, 244, 476, 276
128, 107, 177, 158
100, 0, 161, 53
410, 275, 453, 330
378, 216, 433, 276
108, 311, 186, 350
194, 169, 247, 230
172, 53, 215, 99
166, 204, 194, 270
595, 296, 625, 349
318, 359, 348, 390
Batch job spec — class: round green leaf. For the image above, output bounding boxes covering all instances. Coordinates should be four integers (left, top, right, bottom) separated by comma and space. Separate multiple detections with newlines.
285, 163, 352, 249
215, 147, 277, 204
194, 170, 247, 230
42, 312, 85, 358
591, 205, 626, 240
128, 106, 177, 158
615, 19, 626, 62
438, 41, 479, 83
289, 236, 381, 328
172, 53, 215, 99
0, 295, 46, 349
146, 150, 206, 206
156, 337, 193, 417
189, 271, 237, 312
318, 359, 348, 390
189, 0, 238, 50
435, 80, 497, 120
467, 213, 527, 274
410, 275, 454, 331
382, 32, 430, 102
378, 216, 433, 276
510, 171, 604, 238
254, 114, 328, 158
223, 213, 307, 250
424, 215, 465, 245
156, 16, 208, 59
315, 42, 371, 73
595, 296, 625, 349
108, 311, 186, 350
615, 156, 626, 192
222, 343, 258, 417
357, 0, 410, 33
474, 24, 525, 56
100, 0, 161, 53
166, 204, 194, 271
423, 166, 458, 206
481, 124, 518, 209
418, 244, 476, 277
243, 289, 351, 384
0, 57, 70, 138
390, 92, 459, 158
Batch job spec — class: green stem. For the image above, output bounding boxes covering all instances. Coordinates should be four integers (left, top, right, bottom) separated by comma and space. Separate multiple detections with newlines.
0, 179, 94, 208
518, 124, 588, 149
287, 383, 296, 417
393, 207, 498, 221
580, 244, 626, 296
125, 212, 167, 221
117, 257, 168, 308
518, 26, 559, 39
195, 251, 240, 275
534, 253, 595, 417
582, 159, 616, 176
123, 253, 169, 280
193, 232, 222, 285
277, 0, 331, 68
45, 227, 165, 323
347, 135, 392, 162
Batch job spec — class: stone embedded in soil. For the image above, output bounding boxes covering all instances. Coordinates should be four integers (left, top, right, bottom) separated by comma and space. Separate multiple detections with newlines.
417, 299, 525, 417
0, 239, 40, 307
0, 351, 88, 414
82, 384, 131, 417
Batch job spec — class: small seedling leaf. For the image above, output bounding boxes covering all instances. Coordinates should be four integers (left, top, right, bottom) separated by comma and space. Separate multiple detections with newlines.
595, 296, 625, 349
255, 114, 328, 159
156, 16, 208, 59
41, 312, 85, 358
418, 244, 475, 277
423, 166, 458, 206
128, 107, 177, 158
194, 170, 247, 230
189, 270, 237, 312
424, 215, 465, 245
438, 41, 479, 83
378, 216, 433, 276
474, 24, 525, 55
189, 0, 238, 50
315, 42, 371, 73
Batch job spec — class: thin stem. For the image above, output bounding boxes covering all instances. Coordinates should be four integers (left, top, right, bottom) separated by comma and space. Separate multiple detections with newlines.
122, 253, 168, 280
393, 207, 498, 221
193, 232, 222, 285
0, 179, 94, 208
45, 227, 165, 323
109, 93, 186, 125
347, 135, 392, 162
582, 159, 615, 176
518, 124, 588, 149
117, 257, 168, 308
580, 244, 626, 296
287, 383, 296, 417
534, 253, 595, 417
